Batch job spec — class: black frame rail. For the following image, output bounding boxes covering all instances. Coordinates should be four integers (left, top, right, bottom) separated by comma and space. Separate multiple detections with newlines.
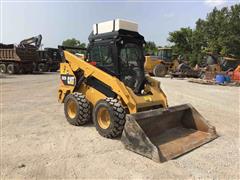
58, 45, 87, 51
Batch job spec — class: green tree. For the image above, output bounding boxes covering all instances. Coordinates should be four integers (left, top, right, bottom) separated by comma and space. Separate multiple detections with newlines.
168, 27, 194, 64
168, 4, 240, 66
62, 38, 86, 48
168, 27, 193, 53
62, 38, 86, 54
145, 41, 158, 55
220, 4, 240, 57
195, 5, 240, 58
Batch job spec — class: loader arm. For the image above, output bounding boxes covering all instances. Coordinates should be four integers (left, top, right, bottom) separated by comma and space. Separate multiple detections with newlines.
60, 51, 138, 112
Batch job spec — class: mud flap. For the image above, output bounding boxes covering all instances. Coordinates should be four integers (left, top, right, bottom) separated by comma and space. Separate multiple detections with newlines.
121, 104, 218, 162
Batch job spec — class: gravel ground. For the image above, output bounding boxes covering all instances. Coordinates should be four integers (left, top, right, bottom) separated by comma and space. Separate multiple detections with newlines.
1, 73, 239, 179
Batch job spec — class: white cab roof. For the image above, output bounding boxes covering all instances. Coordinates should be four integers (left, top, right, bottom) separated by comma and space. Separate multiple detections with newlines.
93, 19, 138, 35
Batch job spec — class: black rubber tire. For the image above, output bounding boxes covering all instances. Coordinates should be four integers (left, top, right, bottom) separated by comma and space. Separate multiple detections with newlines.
18, 67, 24, 74
21, 64, 33, 74
153, 64, 167, 77
14, 64, 20, 74
199, 71, 206, 79
44, 64, 50, 72
64, 92, 91, 126
93, 98, 126, 138
32, 62, 37, 72
37, 63, 46, 72
0, 64, 7, 73
7, 63, 15, 74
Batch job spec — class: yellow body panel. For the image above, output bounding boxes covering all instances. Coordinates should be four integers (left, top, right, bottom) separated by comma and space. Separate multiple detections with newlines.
58, 51, 168, 114
144, 56, 179, 74
144, 56, 163, 73
80, 84, 107, 106
171, 59, 179, 71
127, 76, 167, 110
58, 63, 75, 102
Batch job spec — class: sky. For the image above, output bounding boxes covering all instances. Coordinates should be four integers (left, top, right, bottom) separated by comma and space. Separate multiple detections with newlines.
0, 0, 239, 48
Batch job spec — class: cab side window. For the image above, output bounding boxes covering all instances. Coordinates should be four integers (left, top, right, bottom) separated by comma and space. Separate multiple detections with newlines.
100, 46, 113, 65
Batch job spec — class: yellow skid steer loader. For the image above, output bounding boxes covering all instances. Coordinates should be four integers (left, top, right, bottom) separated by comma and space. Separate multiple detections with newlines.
58, 19, 217, 162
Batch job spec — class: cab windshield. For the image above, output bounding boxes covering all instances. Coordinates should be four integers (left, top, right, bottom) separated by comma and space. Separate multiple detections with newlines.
119, 43, 145, 94
157, 49, 172, 61
120, 43, 142, 67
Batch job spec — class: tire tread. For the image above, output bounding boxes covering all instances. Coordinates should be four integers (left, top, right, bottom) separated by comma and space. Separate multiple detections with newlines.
64, 92, 91, 126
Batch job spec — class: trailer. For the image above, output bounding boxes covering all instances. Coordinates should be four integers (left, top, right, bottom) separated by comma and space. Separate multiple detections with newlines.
34, 50, 49, 72
34, 48, 61, 72
44, 48, 61, 72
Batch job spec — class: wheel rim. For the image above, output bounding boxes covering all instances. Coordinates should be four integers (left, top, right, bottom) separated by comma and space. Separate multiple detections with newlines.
38, 64, 44, 72
97, 107, 111, 129
0, 66, 5, 73
67, 99, 77, 119
7, 66, 13, 74
155, 65, 166, 77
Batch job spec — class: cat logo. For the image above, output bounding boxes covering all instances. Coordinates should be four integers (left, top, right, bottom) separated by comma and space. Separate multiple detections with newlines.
61, 75, 75, 86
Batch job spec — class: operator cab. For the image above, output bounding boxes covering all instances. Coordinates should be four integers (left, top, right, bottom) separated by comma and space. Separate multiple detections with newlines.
157, 48, 173, 62
87, 19, 146, 94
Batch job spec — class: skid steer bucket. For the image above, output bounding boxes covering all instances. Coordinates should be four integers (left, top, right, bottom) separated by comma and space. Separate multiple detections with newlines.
121, 104, 218, 162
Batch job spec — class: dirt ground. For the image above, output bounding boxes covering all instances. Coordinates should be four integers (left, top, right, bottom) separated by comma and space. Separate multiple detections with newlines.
1, 73, 239, 179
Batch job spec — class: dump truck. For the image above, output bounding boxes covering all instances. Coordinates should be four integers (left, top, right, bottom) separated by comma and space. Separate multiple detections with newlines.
58, 19, 217, 162
0, 43, 37, 74
144, 48, 179, 77
0, 35, 42, 74
0, 35, 61, 74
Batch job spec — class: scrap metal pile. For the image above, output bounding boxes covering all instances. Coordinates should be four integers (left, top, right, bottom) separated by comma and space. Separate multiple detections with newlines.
145, 50, 240, 85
